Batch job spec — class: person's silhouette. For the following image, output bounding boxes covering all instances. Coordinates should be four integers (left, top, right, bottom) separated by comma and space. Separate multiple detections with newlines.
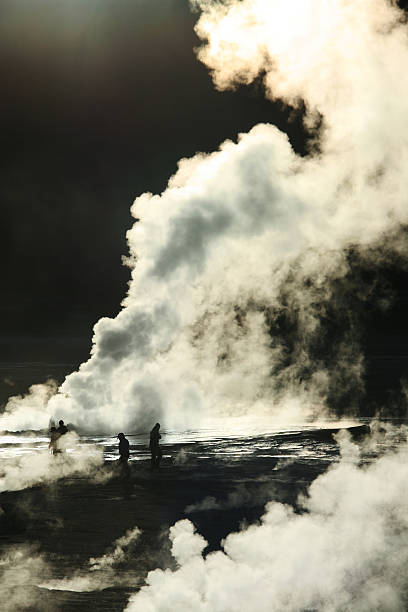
117, 432, 130, 479
53, 420, 68, 453
149, 423, 162, 469
57, 420, 68, 435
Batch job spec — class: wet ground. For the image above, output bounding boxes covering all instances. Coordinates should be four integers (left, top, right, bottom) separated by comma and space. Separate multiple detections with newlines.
0, 423, 375, 611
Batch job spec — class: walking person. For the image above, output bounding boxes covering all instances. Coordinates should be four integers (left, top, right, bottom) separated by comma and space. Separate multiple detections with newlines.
117, 432, 130, 474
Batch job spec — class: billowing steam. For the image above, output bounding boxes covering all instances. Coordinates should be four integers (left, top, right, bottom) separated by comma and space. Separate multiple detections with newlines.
125, 431, 408, 612
1, 0, 408, 433
0, 432, 104, 492
0, 380, 58, 432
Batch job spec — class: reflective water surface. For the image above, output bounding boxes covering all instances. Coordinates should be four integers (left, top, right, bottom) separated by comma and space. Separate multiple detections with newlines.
1, 418, 407, 611
0, 418, 366, 462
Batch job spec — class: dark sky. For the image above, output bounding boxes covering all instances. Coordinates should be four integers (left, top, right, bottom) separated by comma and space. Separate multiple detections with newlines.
1, 0, 408, 406
0, 0, 305, 364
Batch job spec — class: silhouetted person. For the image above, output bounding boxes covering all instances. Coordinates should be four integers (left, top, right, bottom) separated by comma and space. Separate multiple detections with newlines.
149, 423, 162, 469
57, 420, 68, 436
53, 420, 68, 453
49, 426, 61, 455
117, 432, 130, 479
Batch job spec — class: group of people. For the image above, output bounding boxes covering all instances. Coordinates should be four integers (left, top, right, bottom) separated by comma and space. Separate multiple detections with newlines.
118, 422, 162, 473
49, 419, 163, 472
49, 420, 69, 455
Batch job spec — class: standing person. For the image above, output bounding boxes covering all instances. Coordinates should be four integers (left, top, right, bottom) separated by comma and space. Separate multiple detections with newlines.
117, 433, 131, 497
57, 420, 68, 436
149, 423, 162, 469
55, 419, 68, 452
117, 432, 130, 477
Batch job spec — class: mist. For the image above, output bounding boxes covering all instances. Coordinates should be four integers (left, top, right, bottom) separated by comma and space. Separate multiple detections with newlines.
1, 0, 408, 434
125, 430, 408, 612
3, 4, 408, 611
39, 526, 142, 593
0, 527, 143, 608
0, 432, 104, 493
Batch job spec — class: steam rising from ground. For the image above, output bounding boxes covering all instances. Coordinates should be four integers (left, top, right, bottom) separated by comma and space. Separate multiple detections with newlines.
0, 545, 49, 612
185, 482, 276, 514
3, 5, 408, 610
0, 380, 57, 432
0, 527, 142, 610
0, 432, 104, 492
40, 526, 142, 593
126, 432, 408, 612
1, 0, 408, 433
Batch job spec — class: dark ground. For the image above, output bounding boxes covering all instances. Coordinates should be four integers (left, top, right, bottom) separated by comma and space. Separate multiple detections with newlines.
0, 426, 371, 611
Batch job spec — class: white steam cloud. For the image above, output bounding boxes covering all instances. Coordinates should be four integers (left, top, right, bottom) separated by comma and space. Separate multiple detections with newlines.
0, 545, 49, 612
4, 4, 408, 610
0, 527, 142, 609
0, 432, 104, 492
1, 0, 408, 432
0, 380, 57, 432
125, 432, 408, 612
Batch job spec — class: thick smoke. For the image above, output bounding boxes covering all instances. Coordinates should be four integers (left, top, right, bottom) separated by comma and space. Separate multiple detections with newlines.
1, 0, 408, 432
125, 431, 408, 612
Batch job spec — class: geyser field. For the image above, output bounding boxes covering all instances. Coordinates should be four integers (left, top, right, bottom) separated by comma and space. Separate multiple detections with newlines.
2, 0, 408, 610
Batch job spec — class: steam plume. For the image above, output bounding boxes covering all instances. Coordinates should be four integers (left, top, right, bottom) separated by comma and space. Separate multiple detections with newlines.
125, 432, 408, 612
1, 0, 408, 432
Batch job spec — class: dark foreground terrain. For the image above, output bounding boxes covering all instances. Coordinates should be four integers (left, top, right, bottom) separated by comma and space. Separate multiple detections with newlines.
0, 425, 369, 611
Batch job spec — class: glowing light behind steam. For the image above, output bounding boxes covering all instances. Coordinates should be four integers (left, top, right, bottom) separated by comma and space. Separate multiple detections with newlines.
1, 0, 408, 433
